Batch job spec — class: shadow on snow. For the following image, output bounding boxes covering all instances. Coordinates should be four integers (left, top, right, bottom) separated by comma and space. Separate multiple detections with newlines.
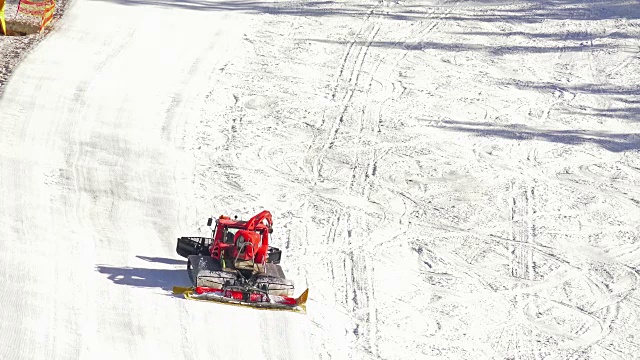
452, 30, 637, 41
307, 38, 614, 55
96, 257, 189, 292
503, 81, 640, 123
430, 119, 640, 152
136, 255, 187, 265
86, 0, 640, 22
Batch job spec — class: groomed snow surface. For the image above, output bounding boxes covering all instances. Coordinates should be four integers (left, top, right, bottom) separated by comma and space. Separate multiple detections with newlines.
1, 0, 640, 359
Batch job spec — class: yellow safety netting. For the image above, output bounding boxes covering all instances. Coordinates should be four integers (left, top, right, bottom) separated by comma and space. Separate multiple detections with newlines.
0, 0, 7, 36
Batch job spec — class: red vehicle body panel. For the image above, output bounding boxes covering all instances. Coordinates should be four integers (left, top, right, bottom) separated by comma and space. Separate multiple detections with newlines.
209, 210, 273, 264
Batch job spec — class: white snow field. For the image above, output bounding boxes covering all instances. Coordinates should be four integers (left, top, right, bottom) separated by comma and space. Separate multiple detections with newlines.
1, 0, 640, 359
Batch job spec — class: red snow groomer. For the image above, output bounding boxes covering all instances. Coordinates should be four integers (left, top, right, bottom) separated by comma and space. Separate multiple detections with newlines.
172, 210, 308, 313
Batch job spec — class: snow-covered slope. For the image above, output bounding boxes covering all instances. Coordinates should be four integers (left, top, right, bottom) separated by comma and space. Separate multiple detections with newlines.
1, 0, 639, 359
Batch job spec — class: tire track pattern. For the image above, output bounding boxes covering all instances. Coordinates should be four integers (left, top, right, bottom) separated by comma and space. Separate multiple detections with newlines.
510, 181, 536, 281
310, 3, 460, 357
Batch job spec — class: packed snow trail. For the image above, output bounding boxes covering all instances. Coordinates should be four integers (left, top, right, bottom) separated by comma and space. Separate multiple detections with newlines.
0, 1, 311, 359
1, 0, 640, 359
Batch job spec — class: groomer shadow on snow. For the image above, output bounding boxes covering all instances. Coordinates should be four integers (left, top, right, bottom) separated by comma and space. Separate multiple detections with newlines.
135, 255, 187, 265
96, 256, 190, 292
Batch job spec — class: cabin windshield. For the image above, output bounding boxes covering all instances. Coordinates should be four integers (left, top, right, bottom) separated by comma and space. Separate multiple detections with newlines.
222, 226, 262, 244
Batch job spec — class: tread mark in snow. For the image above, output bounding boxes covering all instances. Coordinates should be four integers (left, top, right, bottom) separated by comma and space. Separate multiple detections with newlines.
509, 181, 536, 281
312, 23, 380, 181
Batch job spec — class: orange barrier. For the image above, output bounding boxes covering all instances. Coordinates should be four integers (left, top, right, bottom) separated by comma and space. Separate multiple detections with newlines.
16, 0, 55, 32
41, 0, 54, 30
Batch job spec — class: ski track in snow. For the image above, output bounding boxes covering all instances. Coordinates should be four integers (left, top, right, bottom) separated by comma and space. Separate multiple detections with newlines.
1, 0, 640, 359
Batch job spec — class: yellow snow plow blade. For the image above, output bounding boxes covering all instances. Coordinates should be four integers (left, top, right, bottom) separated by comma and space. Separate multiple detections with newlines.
296, 288, 308, 306
172, 286, 192, 295
172, 286, 308, 314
